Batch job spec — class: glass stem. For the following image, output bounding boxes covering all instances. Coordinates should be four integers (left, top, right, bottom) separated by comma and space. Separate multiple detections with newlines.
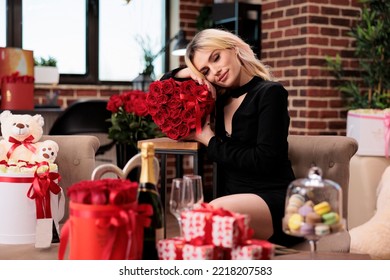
177, 218, 183, 236
309, 240, 317, 256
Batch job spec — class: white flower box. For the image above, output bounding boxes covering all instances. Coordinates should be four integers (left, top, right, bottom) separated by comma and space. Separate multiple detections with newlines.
0, 173, 63, 244
347, 109, 390, 157
34, 66, 59, 85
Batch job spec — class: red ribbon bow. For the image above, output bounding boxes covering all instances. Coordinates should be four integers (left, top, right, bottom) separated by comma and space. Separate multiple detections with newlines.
27, 162, 61, 219
7, 135, 36, 159
179, 87, 214, 134
96, 206, 138, 260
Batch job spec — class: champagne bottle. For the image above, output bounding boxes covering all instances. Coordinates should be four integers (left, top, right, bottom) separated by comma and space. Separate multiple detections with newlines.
138, 142, 164, 260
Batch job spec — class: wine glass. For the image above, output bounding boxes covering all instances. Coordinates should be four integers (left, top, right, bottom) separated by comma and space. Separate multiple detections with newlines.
183, 174, 204, 208
282, 166, 344, 256
169, 178, 194, 235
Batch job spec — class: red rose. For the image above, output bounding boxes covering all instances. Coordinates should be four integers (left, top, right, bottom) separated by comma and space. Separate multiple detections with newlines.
177, 123, 190, 137
166, 127, 180, 140
153, 113, 166, 126
161, 79, 176, 95
133, 99, 148, 116
107, 94, 123, 113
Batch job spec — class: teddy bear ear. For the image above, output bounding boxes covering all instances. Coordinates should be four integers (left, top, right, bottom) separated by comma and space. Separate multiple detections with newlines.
0, 110, 12, 123
32, 114, 45, 127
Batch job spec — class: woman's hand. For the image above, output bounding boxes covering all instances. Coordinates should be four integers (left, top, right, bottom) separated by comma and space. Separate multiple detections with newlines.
175, 68, 217, 99
181, 115, 214, 146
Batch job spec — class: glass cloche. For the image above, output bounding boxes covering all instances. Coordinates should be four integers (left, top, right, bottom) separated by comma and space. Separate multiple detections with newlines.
283, 166, 344, 252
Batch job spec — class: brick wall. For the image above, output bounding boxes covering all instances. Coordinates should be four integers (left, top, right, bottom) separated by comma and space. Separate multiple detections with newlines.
260, 0, 361, 135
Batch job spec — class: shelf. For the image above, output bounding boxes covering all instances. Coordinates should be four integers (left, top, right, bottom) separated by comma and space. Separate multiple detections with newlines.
212, 2, 262, 57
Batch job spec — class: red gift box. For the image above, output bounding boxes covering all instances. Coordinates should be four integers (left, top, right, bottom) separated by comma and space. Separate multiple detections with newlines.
181, 203, 251, 248
146, 78, 215, 140
157, 237, 185, 260
231, 239, 275, 260
182, 243, 216, 260
212, 213, 250, 248
181, 208, 214, 245
1, 72, 35, 110
58, 179, 150, 260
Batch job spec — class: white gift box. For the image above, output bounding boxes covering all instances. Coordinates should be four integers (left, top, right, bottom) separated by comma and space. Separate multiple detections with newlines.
347, 109, 390, 157
0, 173, 64, 244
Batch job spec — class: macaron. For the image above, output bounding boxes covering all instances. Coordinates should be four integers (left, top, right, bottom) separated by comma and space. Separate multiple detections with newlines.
322, 212, 339, 225
313, 201, 331, 215
305, 212, 322, 225
286, 204, 299, 214
299, 223, 314, 236
288, 213, 303, 231
288, 194, 305, 208
298, 204, 313, 217
315, 224, 330, 236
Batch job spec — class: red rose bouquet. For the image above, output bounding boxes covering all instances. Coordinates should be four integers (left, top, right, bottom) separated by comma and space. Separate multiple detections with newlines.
146, 78, 215, 140
107, 90, 163, 150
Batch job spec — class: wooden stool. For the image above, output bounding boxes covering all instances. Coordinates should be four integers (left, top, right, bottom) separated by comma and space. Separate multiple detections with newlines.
137, 138, 204, 237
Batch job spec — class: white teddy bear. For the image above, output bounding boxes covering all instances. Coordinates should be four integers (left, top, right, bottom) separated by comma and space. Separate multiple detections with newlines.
32, 140, 59, 163
0, 110, 44, 163
349, 165, 390, 259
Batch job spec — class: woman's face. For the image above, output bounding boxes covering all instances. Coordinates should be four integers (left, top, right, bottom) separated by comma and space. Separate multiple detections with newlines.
192, 48, 244, 88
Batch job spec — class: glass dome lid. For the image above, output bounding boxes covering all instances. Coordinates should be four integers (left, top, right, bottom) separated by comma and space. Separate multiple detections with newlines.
283, 166, 344, 247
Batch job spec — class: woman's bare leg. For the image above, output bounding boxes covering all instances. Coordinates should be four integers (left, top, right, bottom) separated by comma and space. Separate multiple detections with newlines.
210, 193, 273, 240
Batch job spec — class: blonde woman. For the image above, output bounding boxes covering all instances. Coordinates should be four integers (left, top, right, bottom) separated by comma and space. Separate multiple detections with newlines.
162, 29, 302, 247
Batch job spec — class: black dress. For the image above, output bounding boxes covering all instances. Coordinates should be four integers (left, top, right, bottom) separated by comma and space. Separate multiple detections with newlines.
208, 76, 302, 247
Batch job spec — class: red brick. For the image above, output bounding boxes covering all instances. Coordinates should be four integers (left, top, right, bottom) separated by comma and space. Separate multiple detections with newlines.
278, 19, 292, 28
321, 7, 340, 16
285, 27, 299, 37
307, 121, 327, 129
321, 27, 340, 37
291, 120, 306, 129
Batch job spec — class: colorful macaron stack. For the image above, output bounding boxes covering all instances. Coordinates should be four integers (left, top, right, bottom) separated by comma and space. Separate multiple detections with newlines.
284, 194, 343, 237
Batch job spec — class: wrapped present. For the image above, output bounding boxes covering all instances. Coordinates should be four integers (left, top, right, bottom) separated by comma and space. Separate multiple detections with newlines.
146, 78, 215, 140
157, 237, 185, 260
181, 203, 252, 248
231, 239, 275, 260
1, 72, 34, 110
181, 209, 214, 245
212, 213, 250, 248
182, 244, 215, 260
347, 109, 390, 157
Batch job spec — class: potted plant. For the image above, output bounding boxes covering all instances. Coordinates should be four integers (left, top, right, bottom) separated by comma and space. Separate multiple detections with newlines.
326, 0, 390, 157
34, 56, 60, 85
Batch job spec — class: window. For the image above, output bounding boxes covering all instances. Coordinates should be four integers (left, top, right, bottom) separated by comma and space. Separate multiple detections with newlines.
22, 0, 86, 75
99, 0, 164, 82
4, 0, 166, 84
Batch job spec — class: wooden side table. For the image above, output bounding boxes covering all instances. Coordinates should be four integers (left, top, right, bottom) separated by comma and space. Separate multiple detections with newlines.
137, 138, 204, 237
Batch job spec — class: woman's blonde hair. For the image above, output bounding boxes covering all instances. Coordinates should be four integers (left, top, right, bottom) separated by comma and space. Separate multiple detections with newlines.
185, 28, 272, 81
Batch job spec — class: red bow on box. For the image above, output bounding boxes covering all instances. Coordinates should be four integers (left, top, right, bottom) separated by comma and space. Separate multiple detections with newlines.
27, 161, 61, 219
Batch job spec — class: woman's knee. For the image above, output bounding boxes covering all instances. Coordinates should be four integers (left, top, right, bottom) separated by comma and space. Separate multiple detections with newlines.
209, 194, 274, 239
